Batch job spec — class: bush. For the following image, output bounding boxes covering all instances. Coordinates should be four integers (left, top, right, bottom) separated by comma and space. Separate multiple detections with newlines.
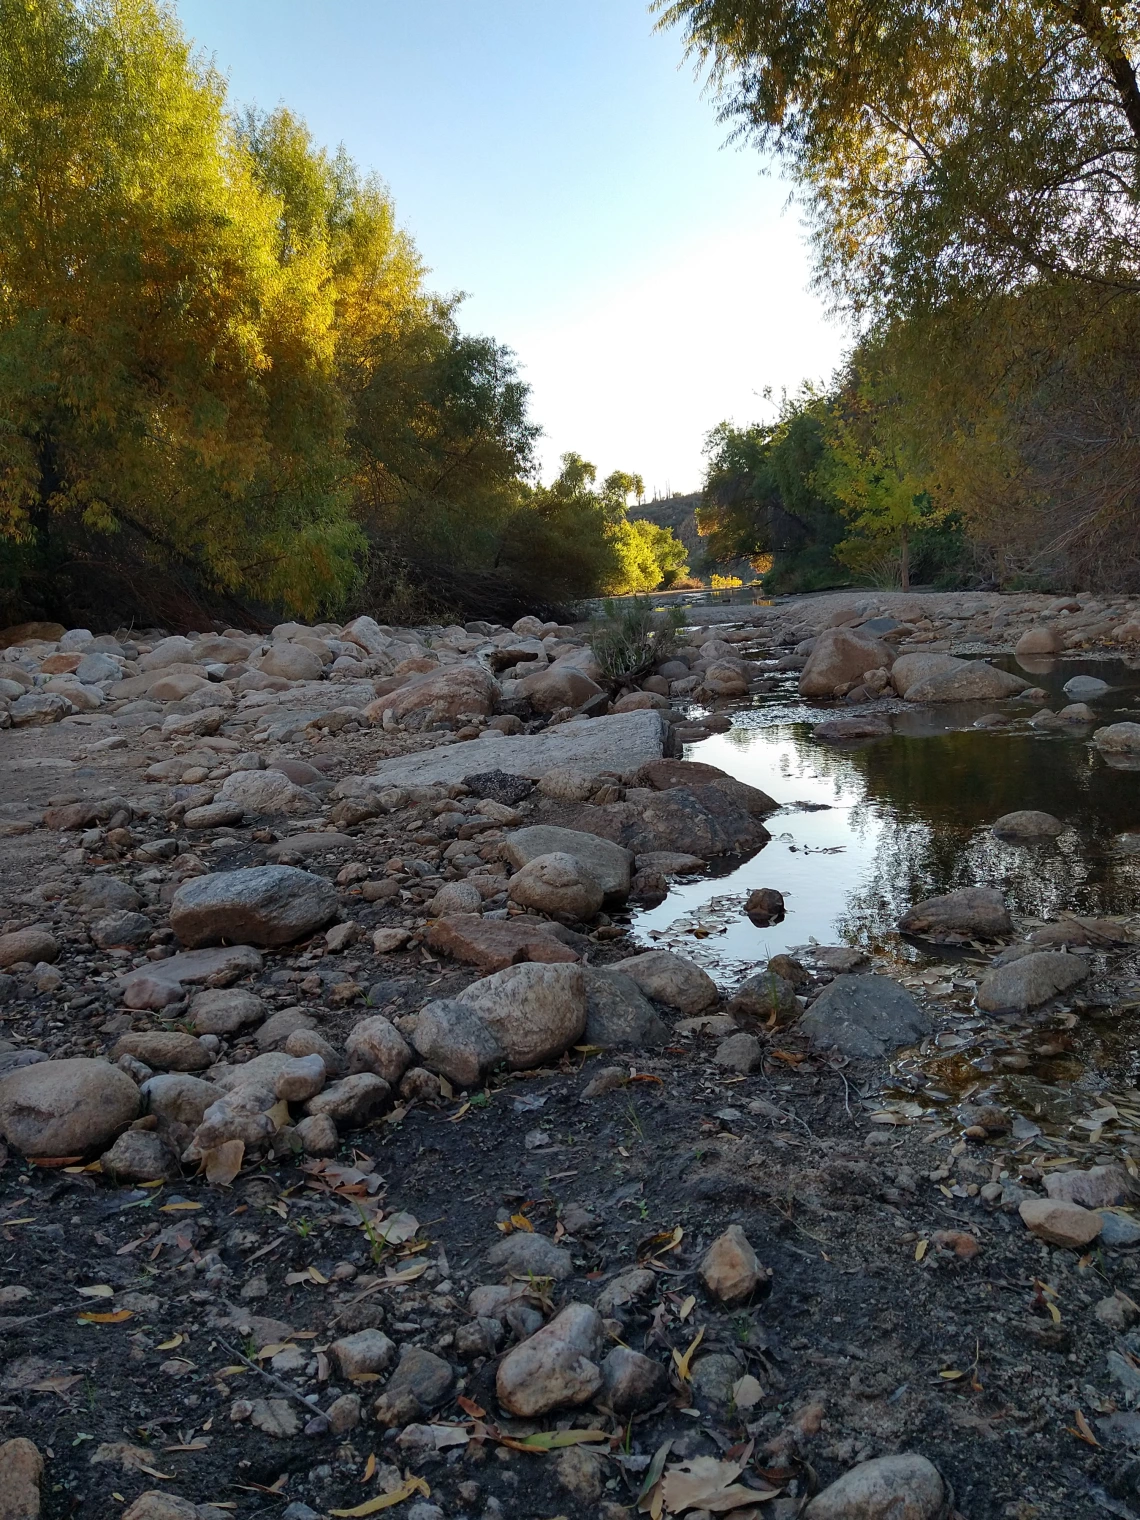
588, 598, 685, 683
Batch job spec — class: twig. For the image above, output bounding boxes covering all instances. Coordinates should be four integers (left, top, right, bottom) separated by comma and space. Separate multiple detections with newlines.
216, 1340, 325, 1420
0, 1304, 92, 1332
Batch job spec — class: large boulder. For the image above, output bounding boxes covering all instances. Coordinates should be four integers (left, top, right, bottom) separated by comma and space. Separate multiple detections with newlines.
169, 866, 338, 948
976, 951, 1088, 1012
890, 652, 962, 697
902, 657, 1029, 702
516, 665, 603, 713
455, 962, 587, 1068
0, 1058, 139, 1156
218, 770, 317, 815
798, 974, 930, 1059
507, 852, 605, 919
503, 826, 632, 899
570, 786, 769, 859
411, 1000, 506, 1088
258, 643, 324, 681
584, 968, 669, 1048
898, 887, 1011, 941
387, 664, 498, 726
634, 759, 777, 815
799, 629, 895, 698
612, 950, 717, 1015
1094, 722, 1140, 754
1016, 626, 1062, 656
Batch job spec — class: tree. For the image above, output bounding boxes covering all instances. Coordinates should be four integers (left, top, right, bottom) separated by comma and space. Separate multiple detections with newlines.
604, 517, 690, 593
656, 0, 1140, 315
0, 0, 367, 615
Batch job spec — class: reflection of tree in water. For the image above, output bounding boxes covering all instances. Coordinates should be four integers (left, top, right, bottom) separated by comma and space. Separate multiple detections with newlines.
775, 723, 1140, 945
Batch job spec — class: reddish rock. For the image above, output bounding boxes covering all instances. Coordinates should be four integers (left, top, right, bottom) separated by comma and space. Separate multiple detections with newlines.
425, 914, 582, 973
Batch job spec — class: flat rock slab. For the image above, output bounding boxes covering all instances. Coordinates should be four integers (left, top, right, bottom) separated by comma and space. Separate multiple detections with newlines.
425, 914, 583, 973
119, 946, 263, 996
368, 709, 666, 789
799, 974, 931, 1059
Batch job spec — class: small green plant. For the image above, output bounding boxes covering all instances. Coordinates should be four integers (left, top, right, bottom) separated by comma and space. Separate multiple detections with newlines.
624, 1099, 645, 1140
291, 1217, 313, 1240
241, 1333, 258, 1361
637, 1198, 649, 1221
588, 598, 685, 684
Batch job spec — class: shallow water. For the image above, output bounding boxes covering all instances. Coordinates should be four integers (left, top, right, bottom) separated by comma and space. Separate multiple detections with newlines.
633, 654, 1140, 976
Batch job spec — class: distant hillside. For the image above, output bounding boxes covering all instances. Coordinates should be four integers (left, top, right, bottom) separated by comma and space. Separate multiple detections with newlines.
635, 493, 703, 557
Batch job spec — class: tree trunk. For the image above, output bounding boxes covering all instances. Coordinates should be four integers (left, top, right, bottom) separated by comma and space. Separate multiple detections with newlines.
900, 526, 910, 591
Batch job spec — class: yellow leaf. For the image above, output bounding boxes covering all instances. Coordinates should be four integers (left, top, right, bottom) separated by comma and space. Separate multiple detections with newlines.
160, 1201, 203, 1214
156, 1335, 184, 1351
77, 1310, 133, 1324
328, 1473, 430, 1515
1047, 1301, 1062, 1324
939, 1370, 965, 1380
1069, 1408, 1100, 1447
362, 1453, 377, 1483
77, 1285, 114, 1298
383, 1261, 429, 1285
678, 1294, 696, 1321
672, 1326, 704, 1381
438, 1077, 454, 1099
448, 1103, 470, 1123
509, 1213, 533, 1233
138, 1466, 175, 1481
202, 1140, 244, 1187
257, 1343, 290, 1360
309, 1266, 329, 1284
915, 1240, 928, 1262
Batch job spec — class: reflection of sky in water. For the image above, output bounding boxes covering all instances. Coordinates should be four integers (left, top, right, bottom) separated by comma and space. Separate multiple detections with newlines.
631, 655, 1140, 977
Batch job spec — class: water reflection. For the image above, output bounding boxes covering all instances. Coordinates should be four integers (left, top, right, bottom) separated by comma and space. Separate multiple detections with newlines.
632, 656, 1140, 973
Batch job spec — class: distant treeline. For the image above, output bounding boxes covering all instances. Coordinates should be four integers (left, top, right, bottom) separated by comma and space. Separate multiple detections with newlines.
665, 0, 1140, 594
0, 0, 688, 630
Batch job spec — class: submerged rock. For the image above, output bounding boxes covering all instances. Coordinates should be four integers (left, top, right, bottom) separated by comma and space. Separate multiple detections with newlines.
899, 887, 1011, 941
991, 810, 1064, 841
976, 951, 1088, 1012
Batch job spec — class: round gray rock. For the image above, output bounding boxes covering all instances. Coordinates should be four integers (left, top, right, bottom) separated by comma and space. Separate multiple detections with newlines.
803, 1452, 947, 1519
0, 1058, 140, 1156
991, 810, 1064, 841
798, 975, 931, 1060
169, 866, 338, 948
507, 852, 605, 920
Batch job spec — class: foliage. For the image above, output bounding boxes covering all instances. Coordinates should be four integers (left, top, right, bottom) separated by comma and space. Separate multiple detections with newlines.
710, 574, 743, 588
605, 518, 690, 593
588, 598, 685, 683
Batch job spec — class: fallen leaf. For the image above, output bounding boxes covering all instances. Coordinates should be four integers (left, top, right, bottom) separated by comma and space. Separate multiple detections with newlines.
448, 1103, 470, 1123
457, 1396, 485, 1418
159, 1201, 202, 1214
28, 1156, 83, 1168
915, 1240, 928, 1263
1069, 1408, 1100, 1447
362, 1453, 377, 1483
155, 1335, 184, 1352
374, 1212, 420, 1246
328, 1473, 431, 1516
76, 1285, 114, 1299
673, 1326, 704, 1381
678, 1294, 696, 1321
29, 1374, 83, 1396
77, 1310, 133, 1324
202, 1140, 244, 1187
509, 1430, 608, 1451
383, 1261, 429, 1285
939, 1370, 966, 1381
509, 1213, 533, 1233
662, 1457, 779, 1513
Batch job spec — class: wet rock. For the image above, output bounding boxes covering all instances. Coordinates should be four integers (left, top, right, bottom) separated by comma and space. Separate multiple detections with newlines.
813, 714, 893, 742
503, 826, 632, 900
583, 968, 668, 1049
112, 1032, 212, 1072
1045, 1165, 1136, 1209
976, 951, 1088, 1012
728, 969, 799, 1026
331, 1330, 396, 1379
455, 961, 586, 1069
170, 866, 338, 948
898, 886, 1012, 941
425, 914, 581, 973
799, 974, 930, 1059
1020, 1196, 1103, 1248
304, 1073, 390, 1127
0, 929, 57, 969
486, 1231, 573, 1280
799, 629, 896, 698
803, 1452, 948, 1519
140, 1074, 220, 1126
100, 1129, 173, 1182
745, 887, 785, 924
385, 1346, 455, 1409
0, 1058, 139, 1156
612, 949, 717, 1015
713, 1032, 764, 1072
1064, 674, 1109, 699
410, 1000, 506, 1087
700, 1224, 765, 1304
508, 852, 605, 919
904, 658, 1029, 702
0, 1436, 43, 1520
188, 988, 265, 1036
1094, 722, 1140, 754
345, 1016, 413, 1084
495, 1304, 604, 1416
991, 810, 1064, 841
218, 770, 317, 816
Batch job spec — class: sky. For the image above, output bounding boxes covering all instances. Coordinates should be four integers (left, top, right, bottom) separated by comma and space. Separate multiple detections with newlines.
175, 0, 849, 496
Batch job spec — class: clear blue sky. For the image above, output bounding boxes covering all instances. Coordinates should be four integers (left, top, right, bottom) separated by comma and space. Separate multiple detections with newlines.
175, 0, 848, 495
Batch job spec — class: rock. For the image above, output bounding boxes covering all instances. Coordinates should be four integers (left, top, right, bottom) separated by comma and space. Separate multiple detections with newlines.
372, 928, 412, 954
385, 1346, 455, 1409
1064, 674, 1109, 699
120, 947, 264, 1001
410, 1000, 506, 1087
634, 850, 705, 876
976, 951, 1088, 1012
9, 692, 73, 725
170, 866, 338, 947
1097, 1211, 1140, 1247
728, 969, 799, 1026
295, 1113, 338, 1156
112, 1032, 212, 1072
122, 1496, 216, 1520
991, 810, 1064, 840
72, 878, 142, 915
554, 1446, 604, 1505
1016, 626, 1062, 656
713, 1032, 764, 1072
425, 915, 581, 973
189, 988, 265, 1035
1044, 1165, 1136, 1209
0, 1436, 43, 1520
508, 852, 605, 919
324, 1393, 362, 1435
256, 1007, 317, 1050
0, 619, 64, 648
218, 770, 317, 815
345, 1016, 413, 1083
90, 911, 152, 949
583, 969, 669, 1049
813, 714, 893, 742
503, 826, 632, 900
1057, 702, 1096, 723
612, 949, 717, 1015
331, 1330, 396, 1379
0, 1058, 139, 1156
798, 974, 930, 1059
903, 657, 1029, 702
898, 886, 1012, 940
699, 1224, 765, 1305
429, 881, 483, 916
455, 962, 586, 1068
689, 1353, 741, 1404
100, 1129, 173, 1182
304, 1073, 390, 1127
140, 1074, 220, 1125
259, 643, 323, 681
1019, 1196, 1102, 1248
1094, 722, 1140, 754
803, 1453, 948, 1520
516, 665, 603, 713
369, 710, 665, 789
275, 1054, 327, 1102
538, 766, 601, 801
634, 759, 777, 815
486, 1231, 573, 1280
745, 887, 785, 924
388, 665, 497, 725
594, 1267, 657, 1315
799, 629, 896, 698
496, 1304, 604, 1416
0, 928, 58, 968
